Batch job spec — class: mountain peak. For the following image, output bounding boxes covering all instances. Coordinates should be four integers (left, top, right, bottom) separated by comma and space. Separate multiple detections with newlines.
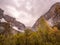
0, 8, 26, 31
33, 2, 60, 30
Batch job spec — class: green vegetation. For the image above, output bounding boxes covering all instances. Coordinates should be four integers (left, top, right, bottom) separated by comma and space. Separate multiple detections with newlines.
0, 17, 60, 45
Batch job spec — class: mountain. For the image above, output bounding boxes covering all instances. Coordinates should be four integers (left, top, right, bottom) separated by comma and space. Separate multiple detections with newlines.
0, 8, 4, 19
0, 8, 26, 31
0, 22, 10, 34
0, 22, 22, 35
33, 2, 60, 30
3, 15, 26, 30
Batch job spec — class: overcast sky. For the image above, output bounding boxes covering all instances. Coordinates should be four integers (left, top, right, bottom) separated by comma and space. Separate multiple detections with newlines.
0, 0, 60, 27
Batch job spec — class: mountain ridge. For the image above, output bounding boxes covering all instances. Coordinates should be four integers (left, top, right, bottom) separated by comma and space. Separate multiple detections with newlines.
0, 9, 26, 31
32, 2, 60, 30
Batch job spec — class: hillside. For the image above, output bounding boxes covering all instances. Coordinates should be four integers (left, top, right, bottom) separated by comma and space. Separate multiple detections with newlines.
33, 2, 60, 30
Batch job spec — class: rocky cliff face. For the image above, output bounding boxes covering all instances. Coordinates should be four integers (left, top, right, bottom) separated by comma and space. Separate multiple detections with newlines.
0, 8, 26, 31
33, 2, 60, 30
44, 2, 60, 23
3, 15, 26, 30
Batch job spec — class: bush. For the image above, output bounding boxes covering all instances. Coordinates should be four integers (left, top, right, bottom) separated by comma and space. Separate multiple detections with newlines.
0, 17, 60, 45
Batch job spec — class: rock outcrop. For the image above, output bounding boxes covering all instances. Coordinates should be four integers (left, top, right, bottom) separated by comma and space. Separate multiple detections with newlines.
0, 8, 26, 31
33, 2, 60, 30
3, 15, 25, 30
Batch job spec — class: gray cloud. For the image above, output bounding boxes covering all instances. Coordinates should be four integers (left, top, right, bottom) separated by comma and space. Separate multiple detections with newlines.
0, 0, 60, 27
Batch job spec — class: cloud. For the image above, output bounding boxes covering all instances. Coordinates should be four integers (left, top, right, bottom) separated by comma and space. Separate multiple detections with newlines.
0, 0, 60, 27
